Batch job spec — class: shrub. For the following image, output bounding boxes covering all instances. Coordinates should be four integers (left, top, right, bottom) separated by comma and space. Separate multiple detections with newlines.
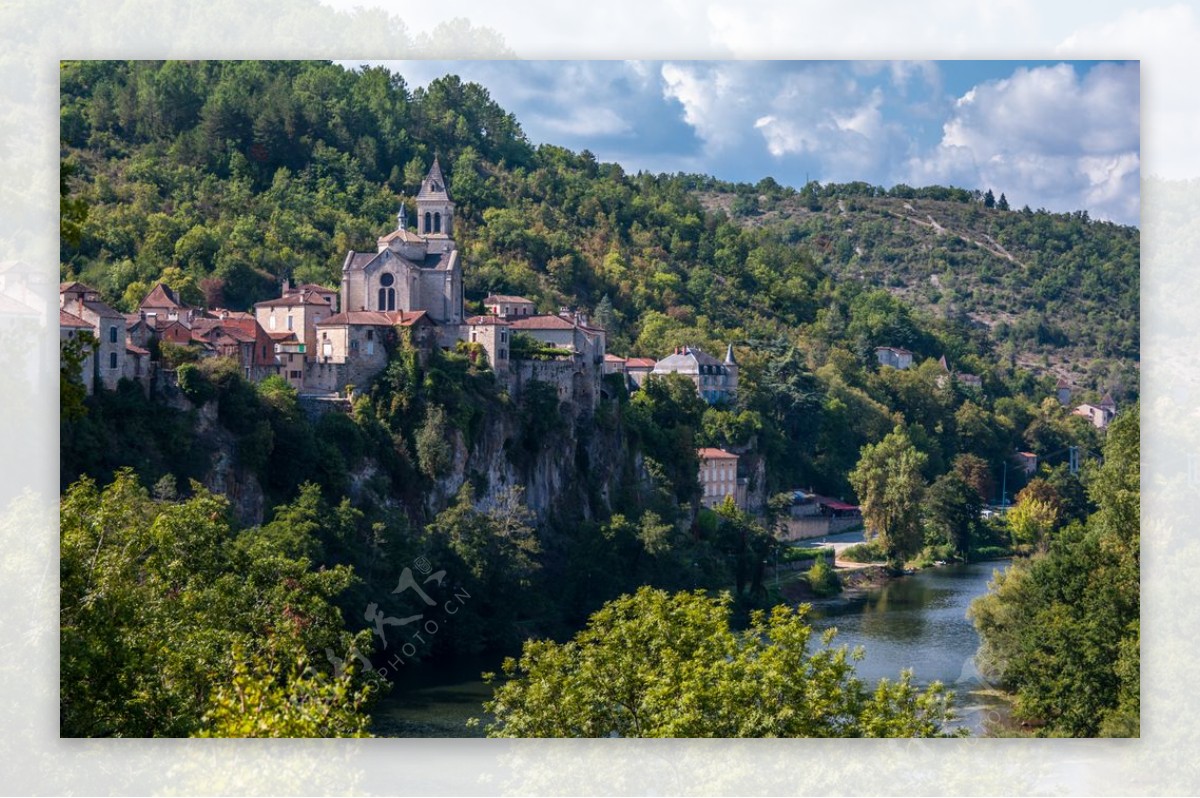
841, 540, 887, 563
805, 554, 841, 596
176, 362, 214, 404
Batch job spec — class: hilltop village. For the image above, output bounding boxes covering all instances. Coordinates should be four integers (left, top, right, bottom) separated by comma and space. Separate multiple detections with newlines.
59, 160, 1122, 531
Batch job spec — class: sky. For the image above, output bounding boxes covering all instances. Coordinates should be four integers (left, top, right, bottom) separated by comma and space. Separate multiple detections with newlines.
347, 60, 1140, 226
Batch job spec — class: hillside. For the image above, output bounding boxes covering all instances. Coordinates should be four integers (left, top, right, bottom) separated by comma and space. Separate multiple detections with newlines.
698, 182, 1139, 388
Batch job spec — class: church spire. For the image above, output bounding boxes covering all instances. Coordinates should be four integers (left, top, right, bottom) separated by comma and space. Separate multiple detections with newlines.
724, 342, 737, 365
415, 156, 454, 238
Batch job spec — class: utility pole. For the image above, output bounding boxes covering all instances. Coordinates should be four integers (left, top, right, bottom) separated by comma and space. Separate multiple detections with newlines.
1001, 461, 1009, 508
1069, 446, 1079, 475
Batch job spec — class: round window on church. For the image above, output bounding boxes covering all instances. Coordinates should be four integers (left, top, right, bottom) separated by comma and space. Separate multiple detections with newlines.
379, 273, 395, 287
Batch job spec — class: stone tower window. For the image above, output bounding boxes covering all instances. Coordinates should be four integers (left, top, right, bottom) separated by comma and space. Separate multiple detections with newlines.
424, 212, 432, 234
378, 273, 396, 311
434, 212, 442, 233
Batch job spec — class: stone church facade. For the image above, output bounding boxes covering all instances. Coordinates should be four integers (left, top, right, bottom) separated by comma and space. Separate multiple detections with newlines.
339, 158, 463, 348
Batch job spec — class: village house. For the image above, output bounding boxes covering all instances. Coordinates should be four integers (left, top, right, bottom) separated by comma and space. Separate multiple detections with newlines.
1073, 394, 1117, 430
465, 314, 511, 379
308, 309, 436, 392
60, 281, 126, 392
484, 294, 535, 319
1015, 451, 1039, 476
652, 345, 738, 404
59, 308, 95, 395
698, 447, 741, 509
623, 357, 656, 388
875, 346, 914, 370
937, 354, 983, 390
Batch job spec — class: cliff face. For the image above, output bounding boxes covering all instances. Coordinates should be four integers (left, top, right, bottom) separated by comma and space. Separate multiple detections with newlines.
427, 404, 633, 524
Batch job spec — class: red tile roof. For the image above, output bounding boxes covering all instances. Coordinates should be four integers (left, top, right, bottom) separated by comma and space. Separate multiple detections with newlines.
625, 357, 656, 369
59, 310, 91, 328
126, 344, 151, 356
697, 447, 738, 460
508, 314, 576, 331
316, 309, 432, 327
140, 282, 184, 310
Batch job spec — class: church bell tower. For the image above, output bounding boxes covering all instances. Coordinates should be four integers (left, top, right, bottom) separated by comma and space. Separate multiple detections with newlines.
416, 156, 454, 243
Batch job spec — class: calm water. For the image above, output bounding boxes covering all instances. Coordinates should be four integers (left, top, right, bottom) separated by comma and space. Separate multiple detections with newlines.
374, 555, 1012, 736
805, 559, 1013, 734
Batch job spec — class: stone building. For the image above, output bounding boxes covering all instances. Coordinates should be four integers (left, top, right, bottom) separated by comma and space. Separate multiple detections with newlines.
59, 308, 95, 395
60, 281, 126, 392
466, 315, 512, 378
339, 159, 463, 347
308, 309, 435, 392
652, 345, 738, 404
875, 346, 914, 370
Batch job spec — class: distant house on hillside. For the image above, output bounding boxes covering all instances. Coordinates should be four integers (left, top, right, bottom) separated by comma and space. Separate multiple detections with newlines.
624, 357, 656, 388
1073, 402, 1115, 429
875, 346, 914, 370
652, 345, 738, 404
698, 447, 741, 509
1056, 377, 1072, 406
1014, 451, 1038, 476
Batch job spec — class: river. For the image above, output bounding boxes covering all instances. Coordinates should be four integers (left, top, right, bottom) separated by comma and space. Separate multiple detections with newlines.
374, 536, 1012, 736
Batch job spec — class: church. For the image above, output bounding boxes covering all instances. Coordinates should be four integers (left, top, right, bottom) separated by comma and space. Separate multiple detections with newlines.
339, 158, 464, 347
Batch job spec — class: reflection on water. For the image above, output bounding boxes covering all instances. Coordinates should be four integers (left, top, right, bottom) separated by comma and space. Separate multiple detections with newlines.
374, 558, 1013, 736
806, 559, 1012, 733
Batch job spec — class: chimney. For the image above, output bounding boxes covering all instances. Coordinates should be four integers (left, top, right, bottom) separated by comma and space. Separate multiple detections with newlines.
281, 277, 291, 296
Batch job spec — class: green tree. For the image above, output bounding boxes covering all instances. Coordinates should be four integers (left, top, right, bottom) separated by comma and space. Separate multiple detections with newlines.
969, 406, 1139, 736
849, 426, 928, 566
479, 587, 960, 737
926, 471, 982, 558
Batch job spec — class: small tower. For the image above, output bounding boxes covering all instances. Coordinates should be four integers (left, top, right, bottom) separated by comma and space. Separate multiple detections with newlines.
724, 342, 739, 398
416, 156, 454, 240
396, 196, 407, 232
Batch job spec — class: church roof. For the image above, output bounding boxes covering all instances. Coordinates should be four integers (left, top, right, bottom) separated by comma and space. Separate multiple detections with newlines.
416, 157, 451, 202
378, 228, 425, 244
342, 248, 454, 273
316, 310, 433, 328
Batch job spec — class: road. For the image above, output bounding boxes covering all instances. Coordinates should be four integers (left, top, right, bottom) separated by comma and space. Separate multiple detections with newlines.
789, 527, 874, 570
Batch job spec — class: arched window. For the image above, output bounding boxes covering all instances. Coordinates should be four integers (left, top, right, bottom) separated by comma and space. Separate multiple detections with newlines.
109, 352, 118, 370
378, 273, 395, 311
434, 212, 441, 233
424, 212, 432, 233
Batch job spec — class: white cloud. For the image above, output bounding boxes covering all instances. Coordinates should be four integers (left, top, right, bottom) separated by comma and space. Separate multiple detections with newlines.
1057, 3, 1199, 180
907, 61, 1139, 222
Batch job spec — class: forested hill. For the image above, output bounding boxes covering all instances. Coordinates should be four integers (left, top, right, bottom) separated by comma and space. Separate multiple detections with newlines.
60, 60, 1137, 396
698, 181, 1139, 378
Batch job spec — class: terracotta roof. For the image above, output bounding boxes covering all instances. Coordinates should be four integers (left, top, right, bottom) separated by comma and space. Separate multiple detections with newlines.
484, 294, 534, 304
140, 282, 184, 310
604, 354, 626, 363
59, 309, 91, 328
59, 280, 94, 293
465, 315, 511, 326
126, 344, 150, 356
625, 357, 656, 369
82, 299, 125, 319
698, 447, 739, 460
508, 314, 577, 331
267, 331, 299, 342
255, 290, 334, 308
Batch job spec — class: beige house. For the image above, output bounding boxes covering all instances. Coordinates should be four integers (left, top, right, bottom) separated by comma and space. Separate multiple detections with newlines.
254, 287, 336, 373
466, 315, 511, 376
309, 309, 435, 393
698, 447, 740, 509
624, 357, 656, 388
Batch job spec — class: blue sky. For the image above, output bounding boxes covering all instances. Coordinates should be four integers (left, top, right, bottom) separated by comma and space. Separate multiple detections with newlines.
350, 60, 1139, 225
